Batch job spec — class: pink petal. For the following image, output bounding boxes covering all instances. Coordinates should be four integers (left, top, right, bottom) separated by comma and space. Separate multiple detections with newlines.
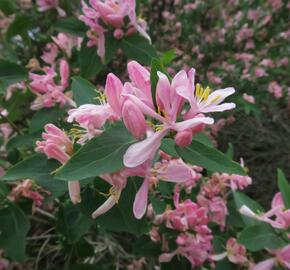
173, 117, 214, 131
252, 259, 276, 270
68, 181, 81, 204
105, 73, 123, 116
123, 129, 168, 168
156, 71, 171, 114
133, 178, 149, 219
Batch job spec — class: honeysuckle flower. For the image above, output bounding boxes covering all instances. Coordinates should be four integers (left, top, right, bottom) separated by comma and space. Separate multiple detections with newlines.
240, 192, 290, 229
243, 93, 256, 104
91, 171, 128, 219
252, 245, 290, 270
123, 69, 217, 167
268, 81, 283, 99
29, 60, 75, 110
131, 158, 195, 219
67, 104, 117, 144
79, 0, 150, 60
36, 124, 81, 204
51, 33, 82, 58
105, 72, 147, 139
37, 0, 66, 17
212, 238, 249, 266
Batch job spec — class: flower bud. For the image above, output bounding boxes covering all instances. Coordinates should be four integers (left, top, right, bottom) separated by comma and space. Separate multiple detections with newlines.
122, 100, 147, 139
174, 129, 192, 147
68, 181, 81, 204
113, 28, 124, 40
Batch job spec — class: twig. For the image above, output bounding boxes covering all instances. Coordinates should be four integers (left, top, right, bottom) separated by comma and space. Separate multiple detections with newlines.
34, 237, 50, 270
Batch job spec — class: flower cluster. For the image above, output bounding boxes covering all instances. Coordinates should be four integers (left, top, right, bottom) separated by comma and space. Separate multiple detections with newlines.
29, 59, 75, 110
79, 0, 151, 60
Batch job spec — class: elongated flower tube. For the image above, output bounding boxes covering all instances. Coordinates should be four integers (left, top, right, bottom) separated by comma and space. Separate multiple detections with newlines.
36, 124, 81, 204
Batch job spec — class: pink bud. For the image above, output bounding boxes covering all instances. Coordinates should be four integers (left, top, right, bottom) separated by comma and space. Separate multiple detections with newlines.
122, 100, 147, 139
68, 181, 81, 204
113, 28, 124, 40
174, 129, 192, 147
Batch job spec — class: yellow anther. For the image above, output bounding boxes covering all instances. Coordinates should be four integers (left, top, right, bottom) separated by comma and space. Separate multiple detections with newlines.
155, 125, 164, 131
195, 83, 201, 97
201, 86, 211, 101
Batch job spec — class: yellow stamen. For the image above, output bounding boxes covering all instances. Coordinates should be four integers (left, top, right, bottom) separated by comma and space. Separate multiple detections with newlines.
209, 94, 221, 104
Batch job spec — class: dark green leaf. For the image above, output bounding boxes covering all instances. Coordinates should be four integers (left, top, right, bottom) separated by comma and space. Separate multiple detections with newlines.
6, 14, 32, 45
160, 138, 178, 157
0, 203, 30, 261
0, 0, 16, 15
29, 107, 66, 133
71, 76, 98, 106
133, 235, 160, 256
0, 60, 27, 94
277, 169, 290, 209
79, 39, 103, 78
56, 124, 136, 181
1, 154, 67, 199
53, 17, 88, 37
104, 34, 120, 64
122, 35, 157, 65
57, 204, 93, 244
7, 133, 41, 151
176, 140, 245, 175
238, 223, 286, 251
150, 196, 166, 214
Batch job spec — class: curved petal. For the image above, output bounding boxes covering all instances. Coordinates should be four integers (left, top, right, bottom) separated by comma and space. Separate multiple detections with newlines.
105, 73, 123, 116
207, 87, 235, 105
123, 129, 168, 168
173, 117, 214, 132
159, 163, 192, 182
156, 71, 171, 114
91, 195, 116, 219
68, 181, 81, 204
201, 103, 236, 113
252, 259, 276, 270
125, 94, 165, 122
133, 178, 149, 219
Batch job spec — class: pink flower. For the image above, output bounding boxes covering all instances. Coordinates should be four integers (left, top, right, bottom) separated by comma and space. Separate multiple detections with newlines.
79, 0, 150, 61
36, 124, 81, 204
240, 192, 290, 229
226, 238, 248, 265
255, 67, 267, 78
51, 33, 82, 58
67, 104, 116, 144
91, 170, 128, 219
123, 67, 232, 167
229, 173, 252, 190
268, 81, 283, 99
29, 60, 75, 110
41, 43, 59, 65
243, 93, 256, 104
253, 245, 290, 270
267, 0, 283, 11
37, 0, 66, 17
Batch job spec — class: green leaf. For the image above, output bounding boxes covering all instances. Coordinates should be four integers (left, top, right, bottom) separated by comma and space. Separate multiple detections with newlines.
7, 133, 41, 151
122, 35, 157, 65
160, 138, 178, 157
57, 204, 93, 244
0, 60, 27, 94
6, 14, 32, 45
0, 202, 30, 261
150, 196, 166, 214
150, 58, 167, 106
238, 223, 286, 251
1, 154, 67, 199
192, 133, 214, 147
233, 192, 264, 226
71, 76, 98, 106
277, 169, 290, 209
104, 34, 120, 64
160, 49, 177, 66
56, 124, 136, 181
79, 39, 103, 78
53, 17, 88, 37
176, 140, 246, 175
0, 0, 16, 15
29, 107, 66, 133
133, 235, 160, 256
